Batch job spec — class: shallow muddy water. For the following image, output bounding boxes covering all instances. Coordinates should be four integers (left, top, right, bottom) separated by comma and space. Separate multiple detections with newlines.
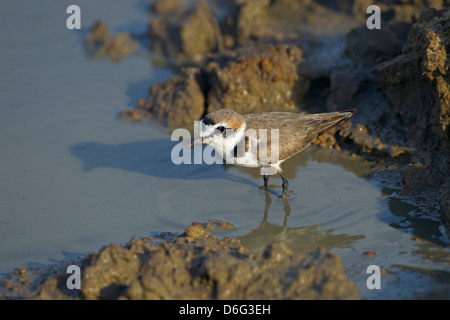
0, 0, 448, 299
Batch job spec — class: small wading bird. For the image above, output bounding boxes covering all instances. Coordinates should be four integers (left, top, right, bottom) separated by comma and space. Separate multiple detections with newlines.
190, 109, 354, 197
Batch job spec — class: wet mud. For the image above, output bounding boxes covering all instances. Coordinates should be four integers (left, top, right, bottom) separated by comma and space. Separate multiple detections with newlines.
2, 0, 449, 300
0, 223, 358, 300
85, 21, 139, 63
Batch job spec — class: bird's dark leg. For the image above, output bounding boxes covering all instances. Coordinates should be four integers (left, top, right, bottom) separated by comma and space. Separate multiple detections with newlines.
279, 167, 289, 197
263, 174, 269, 190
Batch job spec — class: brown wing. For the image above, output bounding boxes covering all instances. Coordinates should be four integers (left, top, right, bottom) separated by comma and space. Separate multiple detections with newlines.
243, 110, 353, 163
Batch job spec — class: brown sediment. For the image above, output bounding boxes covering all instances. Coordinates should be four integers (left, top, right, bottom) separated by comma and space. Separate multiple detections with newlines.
0, 223, 359, 300
138, 67, 207, 128
373, 7, 450, 228
85, 21, 139, 63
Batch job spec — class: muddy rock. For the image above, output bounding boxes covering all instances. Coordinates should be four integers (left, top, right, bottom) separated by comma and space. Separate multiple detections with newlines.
313, 95, 414, 157
81, 243, 142, 299
346, 1, 448, 70
352, 0, 447, 42
206, 44, 307, 114
86, 224, 359, 300
137, 44, 306, 126
0, 224, 360, 300
337, 121, 414, 158
400, 163, 442, 196
345, 25, 403, 69
138, 67, 206, 128
232, 0, 271, 45
148, 0, 359, 65
85, 21, 138, 62
149, 0, 223, 63
326, 70, 366, 111
0, 259, 81, 300
233, 0, 358, 43
374, 7, 450, 229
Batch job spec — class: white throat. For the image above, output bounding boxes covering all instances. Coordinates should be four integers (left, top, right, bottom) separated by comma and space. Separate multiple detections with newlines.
201, 122, 246, 163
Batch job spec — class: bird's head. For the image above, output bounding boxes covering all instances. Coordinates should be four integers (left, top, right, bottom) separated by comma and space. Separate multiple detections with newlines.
190, 109, 246, 149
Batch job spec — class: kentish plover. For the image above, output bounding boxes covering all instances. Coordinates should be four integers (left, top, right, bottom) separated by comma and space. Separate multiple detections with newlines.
191, 109, 354, 197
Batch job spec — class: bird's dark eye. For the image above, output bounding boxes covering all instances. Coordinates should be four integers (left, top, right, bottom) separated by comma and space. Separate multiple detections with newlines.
216, 126, 225, 133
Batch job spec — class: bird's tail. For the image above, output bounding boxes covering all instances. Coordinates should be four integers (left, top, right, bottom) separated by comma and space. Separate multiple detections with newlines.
316, 109, 355, 137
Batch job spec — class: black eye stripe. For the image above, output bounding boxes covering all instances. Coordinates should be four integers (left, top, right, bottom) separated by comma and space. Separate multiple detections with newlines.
216, 126, 226, 133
